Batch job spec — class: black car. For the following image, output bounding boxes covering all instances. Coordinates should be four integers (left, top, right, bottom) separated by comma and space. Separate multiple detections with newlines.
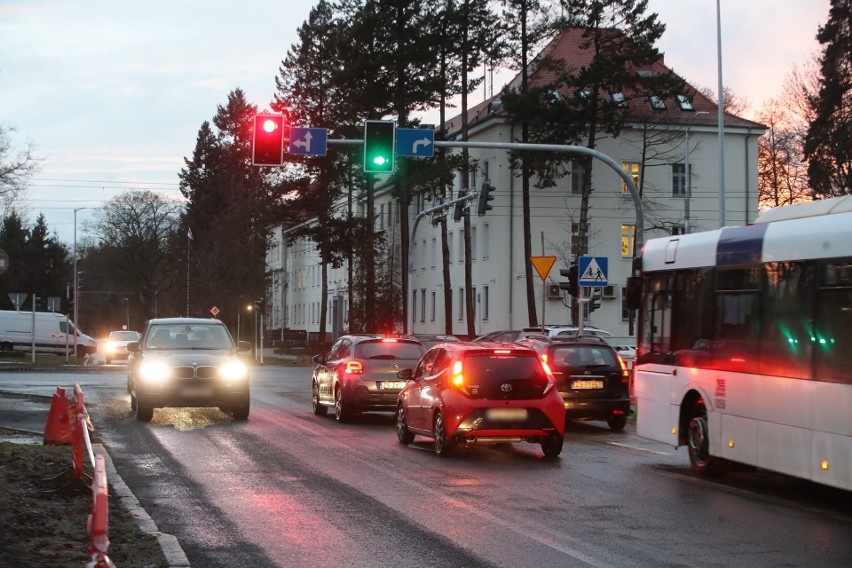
518, 336, 631, 431
127, 318, 252, 422
311, 335, 426, 422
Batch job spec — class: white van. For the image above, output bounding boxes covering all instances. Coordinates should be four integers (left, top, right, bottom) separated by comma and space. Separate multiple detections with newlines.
0, 310, 97, 357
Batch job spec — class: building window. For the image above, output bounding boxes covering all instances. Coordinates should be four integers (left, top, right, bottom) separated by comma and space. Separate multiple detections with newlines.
458, 288, 465, 321
471, 226, 477, 260
472, 287, 477, 321
649, 95, 666, 110
677, 94, 694, 111
412, 290, 417, 324
431, 237, 437, 268
448, 231, 454, 264
622, 162, 640, 194
611, 91, 626, 107
570, 160, 585, 195
379, 203, 385, 229
458, 228, 464, 263
672, 163, 687, 197
620, 285, 629, 321
483, 285, 490, 321
430, 291, 436, 322
421, 239, 427, 270
421, 289, 426, 322
483, 223, 490, 259
621, 224, 636, 258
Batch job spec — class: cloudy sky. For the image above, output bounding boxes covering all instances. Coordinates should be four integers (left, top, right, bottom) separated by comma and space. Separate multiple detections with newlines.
1, 0, 830, 245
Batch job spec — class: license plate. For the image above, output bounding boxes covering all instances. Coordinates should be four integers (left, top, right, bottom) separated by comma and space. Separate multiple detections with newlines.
571, 380, 604, 390
181, 386, 213, 398
378, 381, 406, 390
486, 407, 528, 421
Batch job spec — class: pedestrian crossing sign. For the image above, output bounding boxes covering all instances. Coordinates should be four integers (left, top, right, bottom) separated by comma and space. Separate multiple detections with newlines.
578, 256, 608, 287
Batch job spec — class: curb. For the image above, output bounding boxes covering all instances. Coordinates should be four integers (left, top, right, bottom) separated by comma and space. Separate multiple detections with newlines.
94, 444, 191, 568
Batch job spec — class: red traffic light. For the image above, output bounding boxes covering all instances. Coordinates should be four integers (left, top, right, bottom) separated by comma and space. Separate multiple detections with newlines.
252, 114, 285, 166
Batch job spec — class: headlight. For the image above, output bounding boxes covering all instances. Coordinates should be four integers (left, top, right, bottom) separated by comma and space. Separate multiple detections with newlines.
104, 341, 117, 354
220, 360, 248, 381
139, 360, 170, 383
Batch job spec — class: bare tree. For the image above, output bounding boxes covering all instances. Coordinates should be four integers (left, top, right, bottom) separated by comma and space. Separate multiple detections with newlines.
757, 99, 810, 209
0, 125, 41, 209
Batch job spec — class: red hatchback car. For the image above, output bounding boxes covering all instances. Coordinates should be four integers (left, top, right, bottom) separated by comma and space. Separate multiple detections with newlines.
395, 342, 565, 458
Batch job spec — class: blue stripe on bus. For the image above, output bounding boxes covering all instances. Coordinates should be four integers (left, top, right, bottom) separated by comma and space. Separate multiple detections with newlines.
716, 224, 768, 266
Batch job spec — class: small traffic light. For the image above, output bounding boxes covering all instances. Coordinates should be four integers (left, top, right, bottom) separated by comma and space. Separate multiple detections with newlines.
589, 289, 602, 312
453, 189, 467, 222
559, 265, 578, 297
476, 181, 495, 215
363, 120, 395, 173
252, 114, 285, 166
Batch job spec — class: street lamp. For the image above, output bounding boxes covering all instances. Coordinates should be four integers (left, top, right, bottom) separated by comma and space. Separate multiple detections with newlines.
716, 0, 726, 227
684, 111, 709, 233
238, 303, 252, 343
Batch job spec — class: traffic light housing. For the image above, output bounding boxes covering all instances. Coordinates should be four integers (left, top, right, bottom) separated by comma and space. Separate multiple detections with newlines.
476, 181, 495, 215
559, 265, 578, 297
453, 189, 467, 222
252, 114, 285, 166
589, 288, 602, 312
363, 120, 395, 173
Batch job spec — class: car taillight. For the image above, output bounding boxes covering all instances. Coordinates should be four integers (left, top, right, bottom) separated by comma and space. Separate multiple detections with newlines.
381, 338, 398, 343
344, 361, 363, 374
541, 360, 556, 396
617, 355, 629, 382
450, 360, 464, 387
541, 353, 549, 364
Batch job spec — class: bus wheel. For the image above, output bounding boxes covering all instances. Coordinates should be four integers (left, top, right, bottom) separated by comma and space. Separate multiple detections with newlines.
687, 402, 725, 476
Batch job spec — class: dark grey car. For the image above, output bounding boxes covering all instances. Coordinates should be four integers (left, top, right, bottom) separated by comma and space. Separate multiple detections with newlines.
127, 318, 251, 422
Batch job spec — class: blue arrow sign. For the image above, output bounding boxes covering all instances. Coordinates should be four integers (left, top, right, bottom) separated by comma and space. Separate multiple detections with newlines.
578, 256, 608, 287
396, 128, 434, 157
288, 127, 327, 156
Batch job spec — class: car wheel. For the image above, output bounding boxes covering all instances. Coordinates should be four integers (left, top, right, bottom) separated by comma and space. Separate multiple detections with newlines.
135, 392, 153, 422
433, 411, 456, 457
231, 394, 250, 421
312, 382, 327, 416
129, 389, 137, 411
335, 387, 352, 422
687, 401, 726, 476
607, 414, 628, 432
541, 434, 564, 459
396, 404, 414, 444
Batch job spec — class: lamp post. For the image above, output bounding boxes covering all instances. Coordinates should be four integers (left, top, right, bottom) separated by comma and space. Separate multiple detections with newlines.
716, 0, 726, 227
72, 207, 86, 357
684, 111, 709, 233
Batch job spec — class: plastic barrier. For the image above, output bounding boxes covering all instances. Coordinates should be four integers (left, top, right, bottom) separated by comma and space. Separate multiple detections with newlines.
86, 455, 115, 568
43, 386, 75, 445
72, 384, 95, 480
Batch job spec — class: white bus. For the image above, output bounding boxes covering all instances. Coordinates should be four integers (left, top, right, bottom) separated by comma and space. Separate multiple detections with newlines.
634, 196, 852, 491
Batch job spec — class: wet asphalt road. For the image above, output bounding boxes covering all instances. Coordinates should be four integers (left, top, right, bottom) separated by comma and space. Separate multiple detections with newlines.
2, 367, 851, 567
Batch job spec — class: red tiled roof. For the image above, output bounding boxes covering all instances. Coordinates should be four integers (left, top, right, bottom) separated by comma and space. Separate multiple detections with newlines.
444, 27, 764, 136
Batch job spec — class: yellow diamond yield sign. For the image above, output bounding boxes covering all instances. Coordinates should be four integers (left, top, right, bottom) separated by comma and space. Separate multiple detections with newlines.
530, 256, 557, 282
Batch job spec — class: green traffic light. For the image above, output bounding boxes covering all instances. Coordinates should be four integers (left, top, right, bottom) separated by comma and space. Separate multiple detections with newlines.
373, 156, 387, 166
363, 120, 395, 173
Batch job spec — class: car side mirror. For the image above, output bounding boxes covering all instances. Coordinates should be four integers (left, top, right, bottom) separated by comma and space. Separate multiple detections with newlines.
312, 354, 326, 365
237, 341, 252, 352
397, 368, 412, 381
127, 342, 139, 353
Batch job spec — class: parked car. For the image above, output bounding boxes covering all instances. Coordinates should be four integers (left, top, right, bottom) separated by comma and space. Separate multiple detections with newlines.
472, 330, 523, 343
103, 330, 140, 364
517, 325, 613, 341
127, 318, 251, 422
395, 341, 565, 458
311, 335, 426, 422
519, 336, 631, 431
413, 334, 461, 350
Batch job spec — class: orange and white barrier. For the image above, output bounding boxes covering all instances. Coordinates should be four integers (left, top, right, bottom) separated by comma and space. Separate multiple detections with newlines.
43, 383, 115, 565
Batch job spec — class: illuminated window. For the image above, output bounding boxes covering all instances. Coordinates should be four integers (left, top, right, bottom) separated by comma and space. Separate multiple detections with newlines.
621, 224, 636, 258
622, 162, 641, 194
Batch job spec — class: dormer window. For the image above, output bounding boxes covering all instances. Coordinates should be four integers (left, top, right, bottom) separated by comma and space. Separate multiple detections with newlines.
649, 95, 666, 110
677, 95, 694, 111
579, 88, 593, 101
611, 91, 626, 107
